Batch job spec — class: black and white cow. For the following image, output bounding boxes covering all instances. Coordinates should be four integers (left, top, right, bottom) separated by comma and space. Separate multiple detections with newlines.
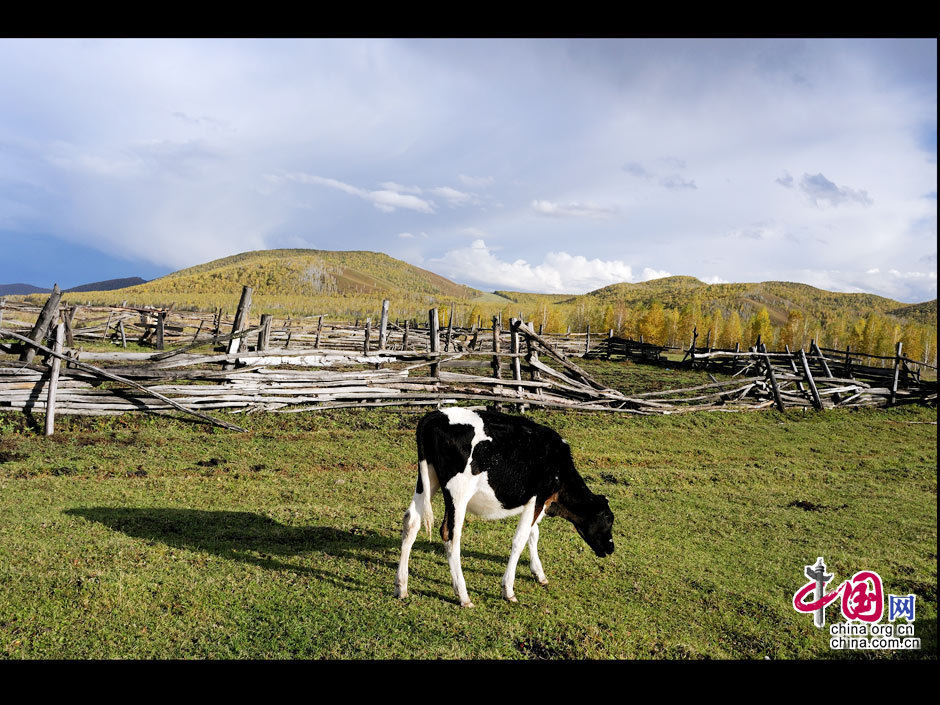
395, 407, 614, 607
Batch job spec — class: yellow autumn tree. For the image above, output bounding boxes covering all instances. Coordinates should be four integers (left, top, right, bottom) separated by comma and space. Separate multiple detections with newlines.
748, 307, 773, 348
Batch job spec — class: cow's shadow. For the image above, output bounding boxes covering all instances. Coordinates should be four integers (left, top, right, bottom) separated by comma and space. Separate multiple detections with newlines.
64, 507, 509, 599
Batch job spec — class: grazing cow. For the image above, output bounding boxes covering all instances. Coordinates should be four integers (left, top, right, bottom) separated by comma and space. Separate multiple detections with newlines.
395, 407, 614, 607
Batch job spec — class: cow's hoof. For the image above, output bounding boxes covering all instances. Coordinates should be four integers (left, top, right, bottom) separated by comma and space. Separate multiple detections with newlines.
537, 577, 549, 587
503, 593, 518, 603
460, 600, 475, 609
395, 589, 408, 599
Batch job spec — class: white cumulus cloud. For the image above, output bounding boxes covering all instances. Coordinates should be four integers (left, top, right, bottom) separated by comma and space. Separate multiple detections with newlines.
431, 239, 665, 294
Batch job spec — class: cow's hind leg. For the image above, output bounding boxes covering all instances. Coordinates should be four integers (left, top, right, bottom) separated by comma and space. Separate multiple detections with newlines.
527, 517, 548, 586
441, 489, 473, 608
502, 497, 537, 603
395, 461, 438, 599
394, 499, 421, 599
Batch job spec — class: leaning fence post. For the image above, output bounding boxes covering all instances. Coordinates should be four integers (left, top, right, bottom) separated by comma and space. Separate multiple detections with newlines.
64, 305, 78, 347
584, 324, 591, 355
363, 318, 372, 354
315, 315, 323, 349
445, 305, 454, 352
258, 314, 272, 351
156, 311, 166, 350
798, 348, 823, 410
510, 319, 524, 406
402, 319, 410, 350
20, 284, 62, 363
379, 299, 389, 350
429, 308, 440, 380
890, 341, 903, 406
760, 343, 785, 412
223, 285, 253, 371
784, 345, 806, 394
44, 322, 65, 436
492, 315, 502, 380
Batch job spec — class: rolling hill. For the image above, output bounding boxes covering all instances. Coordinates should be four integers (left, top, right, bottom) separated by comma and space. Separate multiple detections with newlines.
60, 249, 488, 319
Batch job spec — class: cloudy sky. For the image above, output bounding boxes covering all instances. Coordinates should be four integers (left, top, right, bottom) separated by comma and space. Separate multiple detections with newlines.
0, 39, 936, 302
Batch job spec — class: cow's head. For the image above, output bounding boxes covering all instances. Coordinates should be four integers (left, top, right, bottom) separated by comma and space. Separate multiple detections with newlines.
571, 494, 615, 557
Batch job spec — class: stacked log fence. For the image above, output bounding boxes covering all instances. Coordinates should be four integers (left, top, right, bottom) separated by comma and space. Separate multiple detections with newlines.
1, 291, 935, 434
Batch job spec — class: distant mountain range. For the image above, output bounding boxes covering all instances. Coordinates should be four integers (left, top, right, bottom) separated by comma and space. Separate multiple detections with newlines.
0, 277, 148, 297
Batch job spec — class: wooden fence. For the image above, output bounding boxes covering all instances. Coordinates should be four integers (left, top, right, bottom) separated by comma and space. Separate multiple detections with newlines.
1, 289, 935, 434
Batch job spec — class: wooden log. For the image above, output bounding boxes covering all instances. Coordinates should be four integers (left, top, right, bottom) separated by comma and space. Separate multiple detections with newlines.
44, 323, 65, 436
429, 309, 440, 379
223, 286, 253, 370
402, 319, 410, 350
64, 305, 78, 347
315, 315, 323, 349
890, 341, 903, 405
102, 310, 114, 341
258, 314, 273, 352
363, 318, 372, 354
118, 320, 127, 349
19, 284, 61, 363
784, 345, 806, 393
510, 319, 523, 402
585, 324, 591, 355
378, 300, 390, 350
760, 343, 785, 412
491, 316, 502, 379
445, 305, 454, 352
156, 311, 166, 350
192, 319, 204, 344
798, 348, 823, 410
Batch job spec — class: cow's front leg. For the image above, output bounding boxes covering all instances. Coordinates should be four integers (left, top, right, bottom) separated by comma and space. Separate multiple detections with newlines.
502, 497, 537, 602
442, 491, 473, 608
527, 519, 548, 586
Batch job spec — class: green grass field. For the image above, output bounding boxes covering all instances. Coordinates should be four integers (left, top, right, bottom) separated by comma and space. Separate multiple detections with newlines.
0, 359, 935, 659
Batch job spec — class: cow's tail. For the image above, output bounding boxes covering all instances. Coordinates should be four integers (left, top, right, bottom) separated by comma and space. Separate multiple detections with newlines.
415, 414, 436, 539
417, 459, 434, 539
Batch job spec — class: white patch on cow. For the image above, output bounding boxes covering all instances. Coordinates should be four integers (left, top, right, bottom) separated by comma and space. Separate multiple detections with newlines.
467, 475, 525, 519
441, 407, 491, 447
441, 406, 492, 475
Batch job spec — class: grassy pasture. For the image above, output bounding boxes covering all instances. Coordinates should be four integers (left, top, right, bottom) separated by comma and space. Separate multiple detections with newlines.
0, 358, 935, 659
